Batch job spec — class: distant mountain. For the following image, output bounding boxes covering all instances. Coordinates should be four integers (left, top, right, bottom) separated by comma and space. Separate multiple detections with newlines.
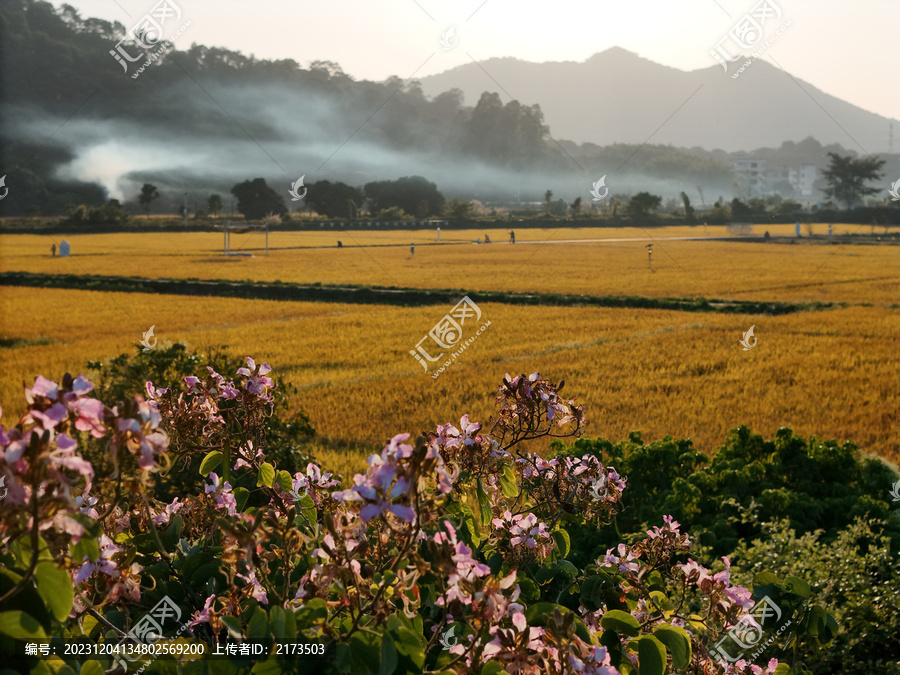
418, 48, 896, 153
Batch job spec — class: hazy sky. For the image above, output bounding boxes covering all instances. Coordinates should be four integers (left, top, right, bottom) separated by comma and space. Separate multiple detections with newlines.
56, 0, 900, 123
62, 0, 899, 122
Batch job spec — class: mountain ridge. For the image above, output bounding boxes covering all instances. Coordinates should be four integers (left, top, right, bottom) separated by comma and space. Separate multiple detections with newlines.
418, 48, 895, 153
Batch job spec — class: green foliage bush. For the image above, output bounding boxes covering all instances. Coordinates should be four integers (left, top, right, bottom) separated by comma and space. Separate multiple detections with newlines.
730, 518, 900, 674
551, 426, 899, 567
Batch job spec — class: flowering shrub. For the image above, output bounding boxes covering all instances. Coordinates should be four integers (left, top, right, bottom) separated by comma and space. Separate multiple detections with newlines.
0, 360, 839, 674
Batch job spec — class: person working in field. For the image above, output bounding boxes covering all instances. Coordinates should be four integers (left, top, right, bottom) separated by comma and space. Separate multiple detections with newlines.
51, 243, 56, 257
484, 234, 491, 244
509, 230, 515, 244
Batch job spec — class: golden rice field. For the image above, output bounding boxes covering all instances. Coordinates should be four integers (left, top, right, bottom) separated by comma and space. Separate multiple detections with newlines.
1, 285, 897, 478
1, 224, 898, 305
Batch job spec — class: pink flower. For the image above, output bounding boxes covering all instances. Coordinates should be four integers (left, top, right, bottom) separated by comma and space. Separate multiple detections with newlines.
152, 498, 184, 526
188, 594, 216, 628
74, 535, 122, 583
68, 397, 106, 438
237, 569, 268, 605
206, 472, 237, 515
601, 544, 640, 574
28, 375, 59, 400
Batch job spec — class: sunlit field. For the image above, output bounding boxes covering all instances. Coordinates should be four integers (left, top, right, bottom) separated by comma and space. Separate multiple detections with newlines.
1, 286, 897, 478
1, 225, 897, 305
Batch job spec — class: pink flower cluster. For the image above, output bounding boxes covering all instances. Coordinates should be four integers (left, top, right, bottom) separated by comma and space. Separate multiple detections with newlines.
495, 372, 585, 431
332, 434, 418, 524
491, 510, 553, 563
520, 453, 626, 521
205, 471, 237, 515
677, 557, 756, 624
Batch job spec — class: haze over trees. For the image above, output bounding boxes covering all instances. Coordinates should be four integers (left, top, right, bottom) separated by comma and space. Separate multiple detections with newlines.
820, 153, 886, 208
138, 183, 160, 218
230, 178, 288, 220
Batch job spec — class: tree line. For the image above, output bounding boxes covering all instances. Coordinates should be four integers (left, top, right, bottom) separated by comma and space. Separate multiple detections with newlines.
124, 152, 890, 223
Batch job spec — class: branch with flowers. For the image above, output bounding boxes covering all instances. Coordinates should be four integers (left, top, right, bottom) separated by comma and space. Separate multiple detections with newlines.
0, 361, 838, 675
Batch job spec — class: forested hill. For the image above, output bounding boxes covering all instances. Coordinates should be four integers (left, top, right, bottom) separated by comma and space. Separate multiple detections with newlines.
0, 0, 858, 214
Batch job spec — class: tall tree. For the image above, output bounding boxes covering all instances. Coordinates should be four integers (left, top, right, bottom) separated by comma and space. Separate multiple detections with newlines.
304, 180, 364, 218
207, 193, 223, 217
138, 183, 160, 218
363, 176, 444, 217
570, 196, 582, 218
627, 192, 662, 217
680, 191, 695, 221
444, 198, 472, 219
230, 178, 287, 220
821, 152, 885, 208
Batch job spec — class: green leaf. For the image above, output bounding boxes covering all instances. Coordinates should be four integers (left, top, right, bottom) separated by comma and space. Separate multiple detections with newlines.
69, 536, 99, 563
635, 635, 667, 675
552, 529, 570, 558
517, 576, 540, 604
458, 503, 481, 546
34, 562, 73, 622
199, 451, 224, 476
233, 487, 250, 512
257, 462, 276, 488
481, 663, 511, 675
476, 479, 492, 529
221, 615, 243, 639
806, 606, 826, 638
773, 664, 792, 675
821, 613, 839, 644
500, 463, 519, 498
78, 662, 105, 675
347, 632, 381, 673
600, 609, 641, 637
251, 660, 285, 675
160, 515, 183, 551
247, 607, 269, 639
380, 634, 398, 675
295, 597, 328, 627
190, 561, 221, 585
283, 608, 297, 641
0, 610, 47, 639
393, 626, 426, 668
268, 606, 286, 640
277, 470, 294, 495
526, 603, 591, 643
653, 623, 692, 669
784, 576, 810, 599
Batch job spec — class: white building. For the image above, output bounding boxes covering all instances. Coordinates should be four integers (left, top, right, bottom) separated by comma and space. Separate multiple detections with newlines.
732, 158, 767, 197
